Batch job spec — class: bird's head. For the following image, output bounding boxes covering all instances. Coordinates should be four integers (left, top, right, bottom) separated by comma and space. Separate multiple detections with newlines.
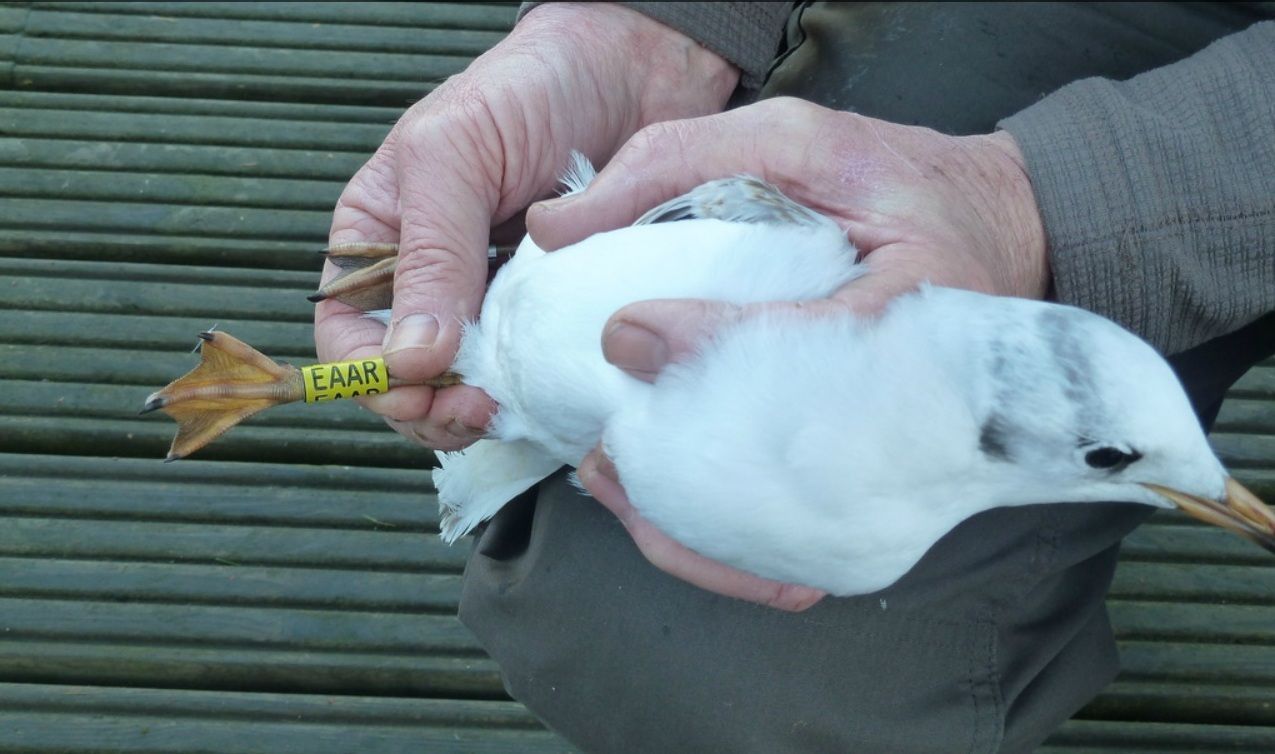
966, 298, 1275, 552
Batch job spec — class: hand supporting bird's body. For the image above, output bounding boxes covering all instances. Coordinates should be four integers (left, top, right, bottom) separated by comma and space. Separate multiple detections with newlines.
146, 156, 1275, 600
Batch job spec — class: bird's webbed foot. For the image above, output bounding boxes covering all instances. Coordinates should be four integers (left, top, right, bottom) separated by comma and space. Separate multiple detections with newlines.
141, 331, 306, 461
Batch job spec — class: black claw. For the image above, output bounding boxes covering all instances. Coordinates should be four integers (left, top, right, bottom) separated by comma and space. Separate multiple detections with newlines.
306, 292, 327, 303
198, 331, 215, 341
139, 395, 166, 415
317, 247, 330, 255
163, 452, 182, 464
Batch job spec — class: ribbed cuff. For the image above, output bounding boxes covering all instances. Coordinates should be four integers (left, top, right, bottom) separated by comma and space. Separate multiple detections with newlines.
520, 2, 790, 93
999, 22, 1275, 354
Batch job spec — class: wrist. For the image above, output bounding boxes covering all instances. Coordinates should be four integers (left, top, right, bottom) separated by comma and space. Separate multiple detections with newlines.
979, 130, 1051, 300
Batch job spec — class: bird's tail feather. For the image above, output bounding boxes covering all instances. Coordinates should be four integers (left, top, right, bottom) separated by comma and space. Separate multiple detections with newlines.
434, 439, 564, 542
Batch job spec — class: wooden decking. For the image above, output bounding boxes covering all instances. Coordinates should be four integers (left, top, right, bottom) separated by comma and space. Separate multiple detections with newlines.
0, 3, 1272, 751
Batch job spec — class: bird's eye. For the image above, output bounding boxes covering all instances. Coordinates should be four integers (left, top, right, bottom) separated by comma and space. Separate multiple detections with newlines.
1084, 446, 1142, 470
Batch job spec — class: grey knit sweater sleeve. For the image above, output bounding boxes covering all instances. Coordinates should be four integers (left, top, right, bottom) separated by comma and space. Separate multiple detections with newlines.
1000, 21, 1275, 355
518, 2, 791, 92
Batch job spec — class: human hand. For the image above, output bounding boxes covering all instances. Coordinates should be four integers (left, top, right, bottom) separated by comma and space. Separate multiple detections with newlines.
315, 3, 738, 450
525, 97, 1049, 609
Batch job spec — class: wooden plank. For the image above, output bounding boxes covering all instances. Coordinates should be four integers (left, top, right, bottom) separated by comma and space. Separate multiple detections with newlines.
1080, 680, 1275, 727
0, 640, 504, 697
0, 137, 368, 182
0, 89, 403, 122
0, 197, 329, 243
11, 63, 435, 105
0, 452, 434, 500
0, 712, 568, 754
1123, 520, 1275, 565
1042, 719, 1275, 753
0, 104, 390, 150
1209, 432, 1275, 469
0, 682, 541, 728
1230, 366, 1275, 398
0, 558, 462, 612
15, 39, 470, 86
1110, 561, 1275, 604
0, 256, 316, 289
1118, 640, 1275, 684
0, 518, 464, 571
34, 2, 519, 30
1214, 398, 1275, 433
0, 309, 317, 356
25, 8, 507, 56
0, 166, 345, 212
0, 597, 477, 652
0, 413, 420, 467
0, 269, 317, 320
0, 228, 327, 269
0, 7, 26, 34
0, 474, 438, 530
6, 4, 514, 103
1108, 600, 1275, 643
0, 683, 569, 754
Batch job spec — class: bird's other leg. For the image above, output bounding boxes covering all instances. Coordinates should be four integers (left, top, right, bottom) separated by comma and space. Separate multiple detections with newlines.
309, 242, 399, 310
309, 242, 520, 310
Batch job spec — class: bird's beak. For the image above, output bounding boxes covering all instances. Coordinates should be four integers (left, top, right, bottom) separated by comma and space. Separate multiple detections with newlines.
1143, 478, 1275, 554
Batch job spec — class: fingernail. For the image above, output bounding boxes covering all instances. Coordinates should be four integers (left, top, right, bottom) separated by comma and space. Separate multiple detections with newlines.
578, 450, 618, 488
383, 313, 440, 356
593, 451, 619, 483
446, 418, 485, 441
534, 194, 578, 213
603, 321, 669, 377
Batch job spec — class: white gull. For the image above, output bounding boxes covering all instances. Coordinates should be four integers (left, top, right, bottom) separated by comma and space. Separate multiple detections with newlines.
373, 155, 1275, 597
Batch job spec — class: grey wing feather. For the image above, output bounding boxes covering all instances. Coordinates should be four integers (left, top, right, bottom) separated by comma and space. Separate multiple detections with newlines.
635, 176, 836, 231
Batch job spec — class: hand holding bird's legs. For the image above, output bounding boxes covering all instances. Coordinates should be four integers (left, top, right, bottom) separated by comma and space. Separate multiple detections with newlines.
314, 3, 739, 450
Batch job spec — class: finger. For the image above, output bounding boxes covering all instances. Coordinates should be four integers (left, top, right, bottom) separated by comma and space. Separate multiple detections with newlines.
601, 299, 741, 381
364, 379, 491, 434
526, 99, 822, 252
601, 297, 858, 382
525, 119, 730, 251
578, 448, 826, 612
315, 170, 402, 364
382, 119, 498, 383
831, 242, 998, 315
318, 146, 499, 445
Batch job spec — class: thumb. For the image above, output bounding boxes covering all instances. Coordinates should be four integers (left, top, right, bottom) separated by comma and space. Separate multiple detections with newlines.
602, 299, 742, 382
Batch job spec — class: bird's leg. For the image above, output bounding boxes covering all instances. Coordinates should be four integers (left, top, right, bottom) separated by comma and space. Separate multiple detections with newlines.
308, 242, 520, 308
148, 239, 516, 461
309, 242, 399, 310
143, 330, 460, 461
